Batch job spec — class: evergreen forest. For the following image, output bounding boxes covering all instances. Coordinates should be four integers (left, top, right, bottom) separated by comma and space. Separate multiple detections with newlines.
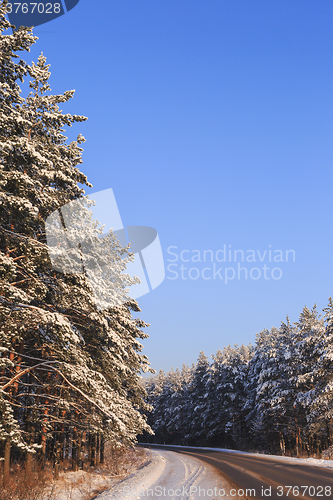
143, 302, 333, 458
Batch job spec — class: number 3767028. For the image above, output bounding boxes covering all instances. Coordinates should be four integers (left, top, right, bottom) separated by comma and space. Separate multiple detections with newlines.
276, 486, 331, 497
6, 3, 61, 14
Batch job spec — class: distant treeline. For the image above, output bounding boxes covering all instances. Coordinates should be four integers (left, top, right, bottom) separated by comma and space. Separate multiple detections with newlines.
142, 301, 333, 457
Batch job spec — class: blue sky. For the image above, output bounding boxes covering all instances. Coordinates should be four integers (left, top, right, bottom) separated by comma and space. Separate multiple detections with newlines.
17, 0, 333, 372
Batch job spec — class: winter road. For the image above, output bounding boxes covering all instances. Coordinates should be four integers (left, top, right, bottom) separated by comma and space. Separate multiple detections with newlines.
142, 445, 333, 500
96, 448, 236, 500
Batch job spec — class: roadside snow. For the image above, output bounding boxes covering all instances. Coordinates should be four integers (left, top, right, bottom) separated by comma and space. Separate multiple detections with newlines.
96, 449, 236, 500
41, 452, 150, 500
144, 444, 333, 470
42, 469, 118, 500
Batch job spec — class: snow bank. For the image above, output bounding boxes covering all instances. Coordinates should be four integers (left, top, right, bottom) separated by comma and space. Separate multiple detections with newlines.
96, 450, 165, 500
144, 443, 333, 469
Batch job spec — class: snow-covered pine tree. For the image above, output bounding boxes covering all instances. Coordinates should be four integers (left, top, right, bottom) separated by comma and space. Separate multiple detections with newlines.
268, 318, 297, 455
204, 349, 226, 446
245, 323, 301, 454
243, 328, 277, 450
294, 304, 330, 456
308, 298, 333, 454
210, 344, 251, 449
163, 368, 184, 443
177, 364, 194, 445
0, 0, 153, 476
187, 351, 209, 445
143, 369, 167, 443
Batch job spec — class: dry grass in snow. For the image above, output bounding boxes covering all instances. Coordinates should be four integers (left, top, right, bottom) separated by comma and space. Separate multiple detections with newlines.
0, 446, 149, 500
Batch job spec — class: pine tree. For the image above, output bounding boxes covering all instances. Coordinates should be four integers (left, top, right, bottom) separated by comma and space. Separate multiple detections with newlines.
204, 349, 226, 446
292, 306, 325, 455
243, 329, 274, 449
310, 298, 333, 453
177, 364, 194, 445
211, 344, 251, 449
245, 322, 301, 454
295, 302, 333, 454
187, 351, 209, 445
0, 0, 153, 476
143, 370, 167, 443
268, 318, 297, 455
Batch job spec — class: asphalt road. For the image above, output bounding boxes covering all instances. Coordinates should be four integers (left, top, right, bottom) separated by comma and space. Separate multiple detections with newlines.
140, 444, 333, 500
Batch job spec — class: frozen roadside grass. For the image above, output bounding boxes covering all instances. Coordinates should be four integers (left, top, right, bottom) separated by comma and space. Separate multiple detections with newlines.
44, 446, 150, 500
0, 462, 52, 500
0, 446, 150, 500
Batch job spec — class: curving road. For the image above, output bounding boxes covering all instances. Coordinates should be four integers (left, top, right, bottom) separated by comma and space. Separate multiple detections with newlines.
141, 445, 333, 500
96, 448, 233, 500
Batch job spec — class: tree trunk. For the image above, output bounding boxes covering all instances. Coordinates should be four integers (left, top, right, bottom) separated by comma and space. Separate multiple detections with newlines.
90, 434, 96, 467
60, 410, 66, 462
65, 431, 70, 460
3, 438, 11, 486
77, 432, 83, 469
54, 438, 61, 479
100, 438, 105, 464
96, 433, 100, 466
72, 428, 78, 471
26, 452, 34, 476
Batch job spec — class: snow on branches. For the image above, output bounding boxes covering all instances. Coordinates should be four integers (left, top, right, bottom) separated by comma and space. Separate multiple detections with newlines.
0, 0, 153, 475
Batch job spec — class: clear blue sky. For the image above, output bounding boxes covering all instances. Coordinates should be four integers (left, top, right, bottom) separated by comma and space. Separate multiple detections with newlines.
19, 0, 333, 372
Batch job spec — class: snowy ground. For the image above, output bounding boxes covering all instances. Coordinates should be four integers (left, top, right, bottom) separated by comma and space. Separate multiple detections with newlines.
144, 444, 333, 470
96, 449, 238, 500
42, 468, 121, 500
41, 451, 150, 500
